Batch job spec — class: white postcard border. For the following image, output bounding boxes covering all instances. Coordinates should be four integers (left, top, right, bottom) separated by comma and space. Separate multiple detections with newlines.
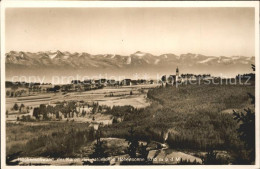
1, 1, 259, 169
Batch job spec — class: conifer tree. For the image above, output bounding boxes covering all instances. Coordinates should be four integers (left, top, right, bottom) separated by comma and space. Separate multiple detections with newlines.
126, 126, 139, 158
233, 64, 255, 164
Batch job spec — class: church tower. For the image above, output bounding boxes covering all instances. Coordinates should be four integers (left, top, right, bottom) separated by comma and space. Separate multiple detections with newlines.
176, 67, 180, 83
176, 67, 179, 77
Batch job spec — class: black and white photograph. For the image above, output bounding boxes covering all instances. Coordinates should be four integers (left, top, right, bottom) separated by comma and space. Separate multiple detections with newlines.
1, 1, 259, 167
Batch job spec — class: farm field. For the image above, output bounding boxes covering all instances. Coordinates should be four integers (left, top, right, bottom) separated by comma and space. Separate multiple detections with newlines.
6, 85, 155, 113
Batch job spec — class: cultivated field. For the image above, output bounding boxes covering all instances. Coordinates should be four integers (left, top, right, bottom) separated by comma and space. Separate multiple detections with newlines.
6, 85, 155, 113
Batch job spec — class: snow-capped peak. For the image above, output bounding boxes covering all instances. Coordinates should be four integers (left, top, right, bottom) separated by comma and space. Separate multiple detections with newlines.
63, 55, 70, 59
198, 57, 215, 64
133, 51, 146, 58
111, 54, 116, 59
231, 56, 241, 60
48, 50, 58, 53
126, 56, 131, 64
154, 59, 160, 64
49, 53, 57, 59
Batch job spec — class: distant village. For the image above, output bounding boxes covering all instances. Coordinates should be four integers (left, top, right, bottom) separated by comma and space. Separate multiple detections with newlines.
6, 66, 255, 98
8, 99, 112, 125
161, 67, 211, 86
5, 66, 255, 129
6, 78, 155, 97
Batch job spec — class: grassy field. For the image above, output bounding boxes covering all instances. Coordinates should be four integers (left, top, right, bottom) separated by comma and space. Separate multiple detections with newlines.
6, 85, 153, 113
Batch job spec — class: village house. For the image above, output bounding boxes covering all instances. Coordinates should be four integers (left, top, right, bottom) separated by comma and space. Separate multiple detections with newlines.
162, 67, 212, 86
161, 67, 180, 86
100, 118, 114, 126
76, 106, 92, 117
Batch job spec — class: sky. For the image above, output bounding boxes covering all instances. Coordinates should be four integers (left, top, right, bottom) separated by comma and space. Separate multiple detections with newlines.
5, 7, 255, 57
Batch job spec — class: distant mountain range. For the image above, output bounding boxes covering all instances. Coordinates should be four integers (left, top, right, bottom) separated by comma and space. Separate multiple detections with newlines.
6, 50, 255, 68
5, 50, 255, 81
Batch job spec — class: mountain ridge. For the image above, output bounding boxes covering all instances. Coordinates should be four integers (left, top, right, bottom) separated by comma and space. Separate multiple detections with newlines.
6, 50, 255, 68
5, 50, 255, 81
